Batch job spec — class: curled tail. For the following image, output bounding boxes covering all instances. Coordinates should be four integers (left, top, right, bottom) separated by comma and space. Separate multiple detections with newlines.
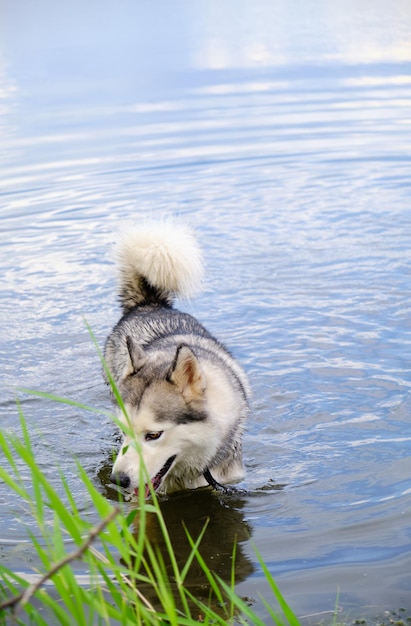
115, 221, 204, 312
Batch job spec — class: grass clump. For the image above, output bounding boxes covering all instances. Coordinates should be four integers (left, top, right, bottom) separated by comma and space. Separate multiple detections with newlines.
0, 395, 298, 626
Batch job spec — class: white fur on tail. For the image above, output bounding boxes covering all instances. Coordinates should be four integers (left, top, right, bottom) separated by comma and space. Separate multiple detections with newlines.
115, 221, 204, 311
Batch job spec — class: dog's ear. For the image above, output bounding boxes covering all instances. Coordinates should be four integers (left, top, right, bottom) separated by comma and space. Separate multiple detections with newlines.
124, 336, 146, 378
169, 345, 206, 402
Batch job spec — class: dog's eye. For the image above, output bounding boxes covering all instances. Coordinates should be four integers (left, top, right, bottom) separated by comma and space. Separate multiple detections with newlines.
144, 431, 163, 442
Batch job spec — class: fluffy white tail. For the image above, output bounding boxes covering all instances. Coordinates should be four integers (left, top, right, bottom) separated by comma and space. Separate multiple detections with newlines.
115, 221, 204, 312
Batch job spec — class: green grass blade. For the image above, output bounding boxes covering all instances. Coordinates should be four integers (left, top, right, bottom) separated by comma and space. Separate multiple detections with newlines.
180, 518, 209, 583
215, 577, 267, 626
254, 548, 300, 626
183, 526, 226, 612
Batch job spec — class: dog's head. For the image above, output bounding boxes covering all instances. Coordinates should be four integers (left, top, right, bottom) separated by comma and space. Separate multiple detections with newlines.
109, 338, 222, 496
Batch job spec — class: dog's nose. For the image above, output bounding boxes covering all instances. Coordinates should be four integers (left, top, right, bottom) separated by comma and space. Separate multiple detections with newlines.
110, 472, 130, 489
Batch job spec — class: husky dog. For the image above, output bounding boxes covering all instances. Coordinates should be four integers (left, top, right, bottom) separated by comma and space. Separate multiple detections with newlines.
104, 222, 249, 496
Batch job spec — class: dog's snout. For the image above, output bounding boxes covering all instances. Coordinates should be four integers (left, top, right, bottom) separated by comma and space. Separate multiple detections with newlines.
110, 472, 130, 489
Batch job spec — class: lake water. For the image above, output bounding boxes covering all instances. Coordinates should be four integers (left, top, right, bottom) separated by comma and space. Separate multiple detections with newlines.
1, 0, 411, 622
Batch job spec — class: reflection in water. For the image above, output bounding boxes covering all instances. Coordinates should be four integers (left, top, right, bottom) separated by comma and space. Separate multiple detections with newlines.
98, 461, 254, 610
135, 491, 253, 604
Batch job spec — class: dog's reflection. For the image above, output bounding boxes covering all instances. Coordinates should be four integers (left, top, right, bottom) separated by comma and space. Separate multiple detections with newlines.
98, 463, 254, 611
137, 488, 253, 590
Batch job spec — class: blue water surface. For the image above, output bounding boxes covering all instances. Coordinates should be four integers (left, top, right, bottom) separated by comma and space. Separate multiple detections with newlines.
1, 0, 411, 621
